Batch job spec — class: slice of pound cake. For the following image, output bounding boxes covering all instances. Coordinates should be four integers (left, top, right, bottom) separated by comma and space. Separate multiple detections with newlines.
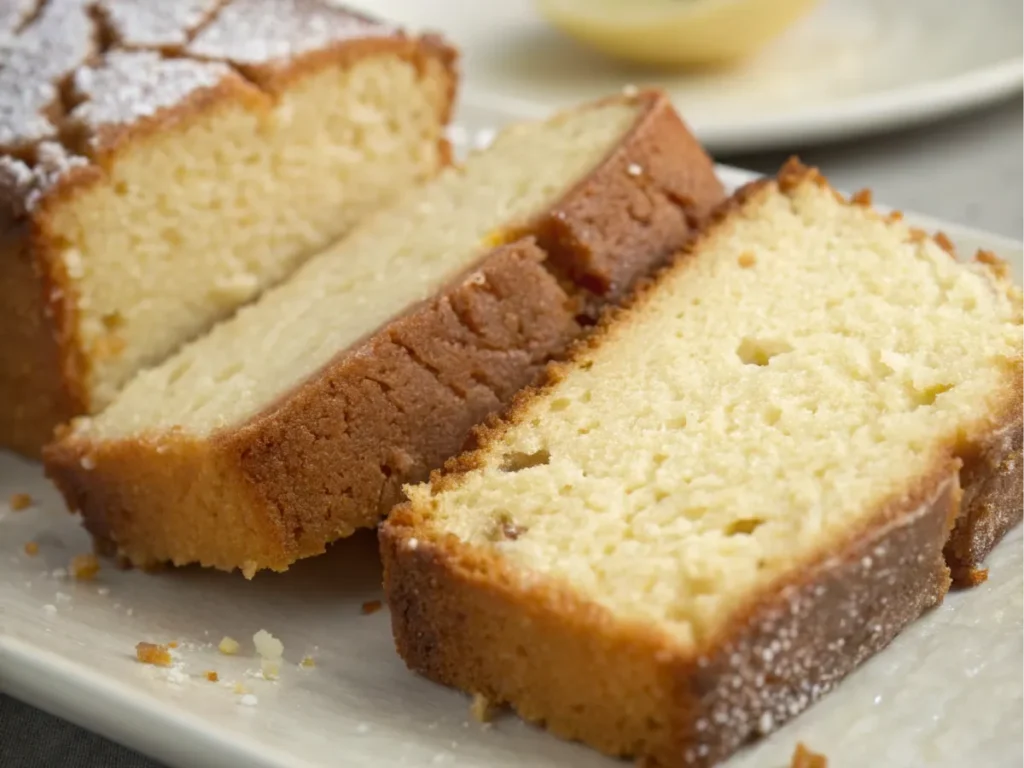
43, 90, 725, 576
381, 161, 1022, 768
0, 0, 456, 456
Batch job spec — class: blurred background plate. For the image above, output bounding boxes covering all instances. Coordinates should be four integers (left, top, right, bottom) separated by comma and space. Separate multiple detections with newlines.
348, 0, 1023, 153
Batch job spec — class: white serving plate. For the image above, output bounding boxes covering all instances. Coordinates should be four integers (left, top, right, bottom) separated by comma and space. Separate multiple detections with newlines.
1, 166, 1022, 768
344, 0, 1023, 153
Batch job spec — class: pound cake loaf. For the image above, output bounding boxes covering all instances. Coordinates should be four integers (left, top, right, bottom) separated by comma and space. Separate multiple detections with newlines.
381, 161, 1023, 768
44, 90, 725, 577
0, 0, 456, 456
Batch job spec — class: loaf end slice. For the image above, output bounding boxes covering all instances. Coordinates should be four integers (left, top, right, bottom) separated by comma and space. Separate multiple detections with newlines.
44, 90, 725, 576
381, 161, 1022, 766
0, 0, 457, 456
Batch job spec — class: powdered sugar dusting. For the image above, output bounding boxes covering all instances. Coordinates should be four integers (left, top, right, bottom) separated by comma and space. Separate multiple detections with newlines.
188, 0, 394, 71
0, 142, 87, 215
0, 0, 96, 151
70, 51, 232, 145
98, 0, 225, 50
0, 0, 36, 36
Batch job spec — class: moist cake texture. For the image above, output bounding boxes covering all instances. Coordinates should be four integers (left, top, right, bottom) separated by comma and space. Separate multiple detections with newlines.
44, 90, 725, 576
0, 0, 456, 456
382, 161, 1022, 767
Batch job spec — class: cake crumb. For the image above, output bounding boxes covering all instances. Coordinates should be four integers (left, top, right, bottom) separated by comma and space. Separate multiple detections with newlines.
791, 742, 828, 768
218, 636, 240, 655
469, 692, 497, 723
300, 655, 316, 669
23, 541, 39, 556
205, 670, 219, 682
239, 693, 258, 707
962, 567, 989, 586
233, 681, 248, 694
135, 642, 173, 667
70, 553, 100, 581
9, 492, 33, 510
361, 599, 383, 615
167, 640, 180, 649
254, 629, 283, 680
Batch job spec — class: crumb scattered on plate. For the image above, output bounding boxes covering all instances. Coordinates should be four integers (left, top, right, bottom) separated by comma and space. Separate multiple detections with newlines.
254, 629, 283, 680
168, 640, 179, 649
135, 642, 173, 667
205, 670, 219, 682
361, 599, 383, 615
469, 693, 497, 723
233, 681, 248, 694
299, 655, 316, 669
70, 553, 100, 581
218, 636, 240, 655
9, 492, 33, 510
23, 541, 39, 556
791, 742, 828, 768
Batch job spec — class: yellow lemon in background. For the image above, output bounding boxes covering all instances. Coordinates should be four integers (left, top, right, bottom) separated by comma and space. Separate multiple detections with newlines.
536, 0, 822, 67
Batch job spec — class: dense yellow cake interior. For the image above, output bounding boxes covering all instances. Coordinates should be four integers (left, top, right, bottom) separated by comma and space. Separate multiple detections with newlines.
76, 100, 642, 440
51, 55, 451, 410
410, 178, 1023, 649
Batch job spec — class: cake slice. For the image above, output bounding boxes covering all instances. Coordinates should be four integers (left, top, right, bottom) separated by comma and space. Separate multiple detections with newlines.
0, 0, 456, 457
381, 161, 1022, 768
43, 90, 725, 576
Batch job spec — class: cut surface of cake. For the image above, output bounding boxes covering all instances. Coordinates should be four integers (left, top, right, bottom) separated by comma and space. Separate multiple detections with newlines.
43, 90, 725, 576
381, 162, 1022, 768
0, 0, 456, 456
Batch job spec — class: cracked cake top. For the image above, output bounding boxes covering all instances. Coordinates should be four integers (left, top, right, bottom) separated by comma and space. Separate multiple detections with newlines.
0, 0, 412, 217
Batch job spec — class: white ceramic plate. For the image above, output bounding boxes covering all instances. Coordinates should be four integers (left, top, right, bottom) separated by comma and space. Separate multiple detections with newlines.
345, 0, 1023, 153
1, 167, 1022, 768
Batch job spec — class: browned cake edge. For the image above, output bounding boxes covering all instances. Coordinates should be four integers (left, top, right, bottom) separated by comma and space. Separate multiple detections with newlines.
381, 458, 958, 768
945, 415, 1022, 586
1, 33, 458, 458
42, 90, 726, 575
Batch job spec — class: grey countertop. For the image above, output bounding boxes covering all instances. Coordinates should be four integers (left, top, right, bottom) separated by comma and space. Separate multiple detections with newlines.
2, 95, 1021, 768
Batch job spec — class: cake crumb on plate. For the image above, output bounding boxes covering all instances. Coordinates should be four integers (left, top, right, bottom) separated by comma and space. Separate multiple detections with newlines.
791, 742, 828, 768
23, 541, 38, 556
361, 599, 383, 615
135, 642, 173, 667
9, 492, 33, 510
254, 629, 283, 679
218, 636, 240, 655
469, 693, 497, 723
70, 553, 100, 580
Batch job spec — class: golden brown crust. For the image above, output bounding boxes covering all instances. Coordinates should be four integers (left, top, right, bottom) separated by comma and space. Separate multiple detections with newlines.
0, 225, 81, 456
946, 410, 1023, 586
43, 93, 724, 571
381, 462, 957, 768
1, 15, 458, 457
